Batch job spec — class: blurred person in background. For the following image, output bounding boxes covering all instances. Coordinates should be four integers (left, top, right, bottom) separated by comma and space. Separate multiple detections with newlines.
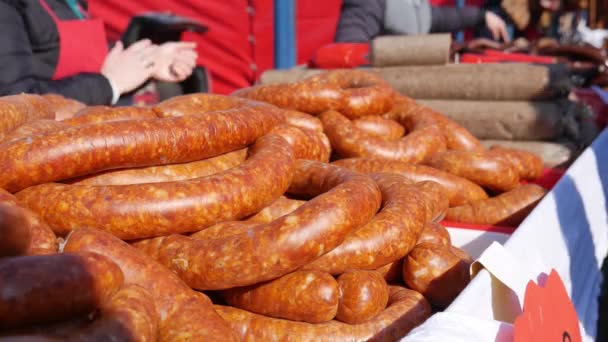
0, 0, 198, 105
335, 0, 511, 43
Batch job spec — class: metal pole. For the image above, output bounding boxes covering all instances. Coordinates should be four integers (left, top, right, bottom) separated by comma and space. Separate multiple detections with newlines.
274, 0, 296, 69
456, 0, 465, 43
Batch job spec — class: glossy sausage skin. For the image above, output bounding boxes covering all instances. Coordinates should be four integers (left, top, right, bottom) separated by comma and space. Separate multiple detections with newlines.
271, 125, 331, 162
245, 196, 306, 223
0, 203, 31, 258
17, 134, 295, 239
0, 252, 123, 329
0, 189, 57, 255
336, 270, 389, 324
414, 180, 450, 223
215, 285, 432, 341
284, 110, 324, 132
302, 173, 428, 275
134, 160, 382, 290
352, 116, 405, 141
70, 149, 247, 186
488, 145, 544, 180
446, 184, 546, 226
417, 222, 451, 247
234, 70, 394, 118
332, 158, 488, 207
223, 270, 339, 323
0, 120, 68, 145
0, 94, 284, 192
63, 228, 238, 342
0, 94, 54, 140
402, 243, 472, 308
321, 110, 447, 164
424, 150, 520, 192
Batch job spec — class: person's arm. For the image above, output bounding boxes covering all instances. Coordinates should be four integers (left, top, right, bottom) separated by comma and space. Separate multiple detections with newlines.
429, 6, 486, 33
0, 1, 113, 105
334, 0, 385, 42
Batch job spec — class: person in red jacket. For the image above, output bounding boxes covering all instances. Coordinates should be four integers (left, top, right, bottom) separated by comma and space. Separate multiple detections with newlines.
0, 0, 198, 105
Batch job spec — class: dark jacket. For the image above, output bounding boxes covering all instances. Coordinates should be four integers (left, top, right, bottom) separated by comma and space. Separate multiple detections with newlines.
0, 0, 113, 104
335, 0, 487, 42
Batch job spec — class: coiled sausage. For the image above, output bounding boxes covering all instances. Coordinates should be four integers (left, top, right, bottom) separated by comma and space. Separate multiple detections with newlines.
336, 270, 389, 324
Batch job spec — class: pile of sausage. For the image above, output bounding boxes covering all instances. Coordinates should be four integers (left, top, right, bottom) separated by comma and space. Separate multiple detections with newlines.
0, 70, 547, 341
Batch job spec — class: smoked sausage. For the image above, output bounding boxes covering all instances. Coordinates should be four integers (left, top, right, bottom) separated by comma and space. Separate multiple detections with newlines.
245, 196, 306, 223
417, 222, 451, 246
302, 174, 430, 275
402, 243, 472, 308
67, 106, 158, 125
0, 94, 285, 192
352, 116, 405, 140
0, 120, 68, 145
488, 145, 544, 180
63, 227, 239, 342
336, 270, 389, 324
445, 184, 546, 226
0, 203, 31, 258
42, 94, 86, 120
332, 158, 488, 207
0, 94, 54, 140
215, 285, 432, 341
284, 110, 324, 132
0, 252, 123, 329
17, 133, 295, 239
424, 150, 520, 192
134, 160, 381, 290
223, 270, 339, 323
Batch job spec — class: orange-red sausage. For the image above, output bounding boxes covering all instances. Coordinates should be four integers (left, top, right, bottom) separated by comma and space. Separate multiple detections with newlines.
488, 145, 544, 180
63, 227, 238, 341
284, 110, 324, 132
245, 196, 306, 223
302, 174, 433, 275
215, 285, 432, 341
333, 158, 488, 207
336, 270, 389, 324
223, 270, 339, 323
17, 133, 295, 239
42, 94, 86, 120
424, 150, 520, 192
0, 120, 69, 145
0, 203, 31, 258
417, 222, 451, 246
67, 106, 158, 125
0, 94, 55, 140
446, 184, 547, 226
352, 116, 405, 140
134, 160, 381, 290
402, 243, 472, 308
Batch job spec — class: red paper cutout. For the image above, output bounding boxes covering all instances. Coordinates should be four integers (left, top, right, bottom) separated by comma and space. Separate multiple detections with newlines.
514, 270, 581, 342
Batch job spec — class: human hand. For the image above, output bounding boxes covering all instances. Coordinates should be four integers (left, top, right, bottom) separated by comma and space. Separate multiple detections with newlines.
151, 42, 198, 83
485, 12, 511, 42
101, 39, 158, 94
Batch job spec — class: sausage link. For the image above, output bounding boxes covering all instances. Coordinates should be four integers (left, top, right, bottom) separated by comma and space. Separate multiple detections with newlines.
0, 94, 55, 140
0, 94, 284, 192
376, 260, 403, 284
63, 227, 238, 342
321, 110, 447, 164
41, 94, 86, 120
234, 70, 394, 118
0, 120, 69, 145
0, 203, 31, 258
70, 149, 247, 186
0, 252, 124, 329
417, 222, 451, 247
302, 173, 426, 274
134, 160, 381, 290
402, 243, 472, 308
17, 134, 295, 239
413, 180, 450, 223
188, 221, 261, 240
332, 158, 488, 208
0, 189, 57, 255
67, 284, 158, 342
271, 125, 331, 162
424, 150, 520, 192
488, 145, 544, 180
446, 184, 546, 226
336, 270, 389, 324
245, 196, 306, 223
223, 270, 339, 323
352, 116, 405, 141
284, 110, 324, 132
215, 285, 432, 341
154, 93, 257, 117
